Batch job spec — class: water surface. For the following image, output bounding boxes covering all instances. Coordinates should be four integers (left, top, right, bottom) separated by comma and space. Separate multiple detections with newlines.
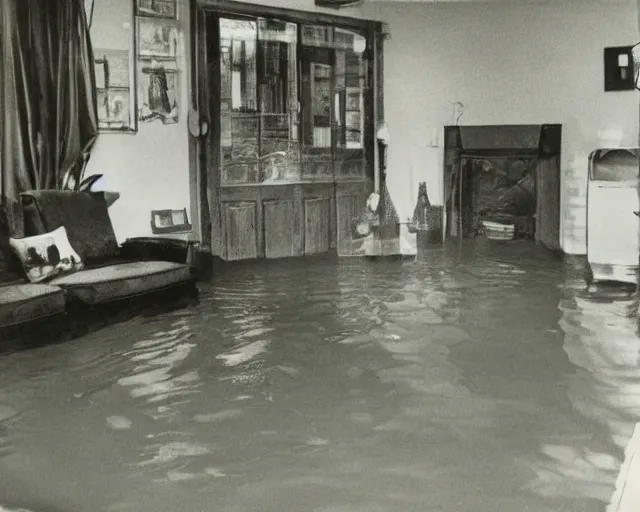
1, 239, 639, 512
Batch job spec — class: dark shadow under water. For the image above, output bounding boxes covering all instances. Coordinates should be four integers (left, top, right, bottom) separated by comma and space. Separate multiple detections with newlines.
0, 239, 639, 512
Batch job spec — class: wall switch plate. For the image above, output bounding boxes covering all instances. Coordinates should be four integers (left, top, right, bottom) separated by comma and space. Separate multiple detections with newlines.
604, 46, 634, 91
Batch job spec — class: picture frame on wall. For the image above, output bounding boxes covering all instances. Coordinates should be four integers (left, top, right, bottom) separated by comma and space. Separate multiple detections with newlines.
138, 62, 180, 125
136, 0, 178, 19
137, 17, 179, 59
94, 48, 138, 133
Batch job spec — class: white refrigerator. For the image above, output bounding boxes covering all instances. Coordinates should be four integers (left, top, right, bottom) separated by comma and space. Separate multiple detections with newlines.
586, 148, 640, 285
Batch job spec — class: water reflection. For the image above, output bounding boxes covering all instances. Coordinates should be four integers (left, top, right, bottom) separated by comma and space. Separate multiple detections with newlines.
0, 245, 639, 512
527, 273, 640, 505
561, 292, 640, 446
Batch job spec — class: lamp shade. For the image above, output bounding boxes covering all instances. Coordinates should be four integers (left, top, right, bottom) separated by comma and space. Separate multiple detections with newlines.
632, 42, 640, 90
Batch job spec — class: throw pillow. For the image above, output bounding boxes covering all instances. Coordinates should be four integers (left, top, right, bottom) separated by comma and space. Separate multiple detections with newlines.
9, 226, 84, 283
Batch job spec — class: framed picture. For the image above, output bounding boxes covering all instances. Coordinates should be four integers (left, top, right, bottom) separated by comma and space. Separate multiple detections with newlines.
151, 208, 191, 234
136, 0, 177, 19
137, 17, 179, 60
94, 48, 137, 133
138, 63, 180, 124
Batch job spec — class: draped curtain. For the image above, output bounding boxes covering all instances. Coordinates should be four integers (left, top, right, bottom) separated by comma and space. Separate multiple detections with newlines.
1, 0, 98, 232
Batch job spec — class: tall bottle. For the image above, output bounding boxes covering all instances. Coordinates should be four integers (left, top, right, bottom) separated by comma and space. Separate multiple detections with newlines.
409, 182, 431, 233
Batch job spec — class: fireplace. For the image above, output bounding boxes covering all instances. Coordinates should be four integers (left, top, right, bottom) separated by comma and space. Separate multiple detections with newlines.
443, 124, 562, 250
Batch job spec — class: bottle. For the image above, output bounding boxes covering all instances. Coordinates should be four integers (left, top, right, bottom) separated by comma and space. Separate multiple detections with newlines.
409, 182, 431, 232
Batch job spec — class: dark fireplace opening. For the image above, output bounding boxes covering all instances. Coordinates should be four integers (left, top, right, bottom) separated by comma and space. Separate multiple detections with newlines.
444, 124, 562, 250
455, 155, 537, 239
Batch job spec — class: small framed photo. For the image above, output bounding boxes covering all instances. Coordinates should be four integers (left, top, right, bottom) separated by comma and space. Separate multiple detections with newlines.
136, 0, 177, 19
138, 63, 180, 125
151, 208, 192, 234
137, 17, 179, 59
94, 48, 137, 133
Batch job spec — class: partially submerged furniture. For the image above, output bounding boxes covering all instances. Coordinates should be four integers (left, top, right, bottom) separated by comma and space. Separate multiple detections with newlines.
0, 206, 66, 337
586, 148, 640, 285
1, 190, 199, 344
21, 189, 199, 303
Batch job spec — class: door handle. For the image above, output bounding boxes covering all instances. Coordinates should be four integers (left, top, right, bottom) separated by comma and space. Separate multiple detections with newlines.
634, 211, 640, 217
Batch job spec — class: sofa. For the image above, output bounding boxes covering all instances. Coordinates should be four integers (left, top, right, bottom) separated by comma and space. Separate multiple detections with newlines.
0, 206, 67, 335
0, 190, 199, 342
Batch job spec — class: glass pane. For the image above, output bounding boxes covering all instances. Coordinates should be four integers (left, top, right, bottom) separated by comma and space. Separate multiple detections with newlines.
300, 29, 334, 182
257, 19, 300, 183
334, 29, 367, 180
301, 24, 333, 48
220, 18, 259, 185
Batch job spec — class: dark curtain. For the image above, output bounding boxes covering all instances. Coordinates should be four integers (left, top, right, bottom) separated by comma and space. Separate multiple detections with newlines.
1, 0, 98, 232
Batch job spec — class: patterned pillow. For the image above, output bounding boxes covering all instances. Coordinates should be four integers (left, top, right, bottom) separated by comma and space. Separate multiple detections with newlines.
9, 226, 84, 283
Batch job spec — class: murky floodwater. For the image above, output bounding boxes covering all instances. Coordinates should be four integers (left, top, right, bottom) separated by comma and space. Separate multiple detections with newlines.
1, 239, 640, 512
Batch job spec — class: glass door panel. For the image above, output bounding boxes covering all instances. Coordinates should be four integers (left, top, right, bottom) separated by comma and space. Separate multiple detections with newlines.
300, 28, 334, 182
218, 20, 371, 187
334, 28, 367, 181
220, 18, 259, 184
257, 19, 300, 183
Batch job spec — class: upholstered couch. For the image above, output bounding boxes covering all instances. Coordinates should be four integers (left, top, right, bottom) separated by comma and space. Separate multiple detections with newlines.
20, 190, 199, 306
1, 190, 199, 341
0, 206, 66, 334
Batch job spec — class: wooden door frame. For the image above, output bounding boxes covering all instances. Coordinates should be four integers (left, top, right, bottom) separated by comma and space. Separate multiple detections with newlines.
190, 0, 385, 258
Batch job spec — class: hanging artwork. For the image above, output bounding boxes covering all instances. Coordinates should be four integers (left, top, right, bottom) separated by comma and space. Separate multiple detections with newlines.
94, 48, 137, 132
137, 17, 179, 59
136, 0, 177, 19
138, 62, 179, 124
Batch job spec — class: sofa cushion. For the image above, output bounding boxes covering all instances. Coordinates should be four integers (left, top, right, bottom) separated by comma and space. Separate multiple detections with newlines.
10, 226, 85, 283
49, 261, 194, 304
21, 190, 119, 263
0, 283, 66, 329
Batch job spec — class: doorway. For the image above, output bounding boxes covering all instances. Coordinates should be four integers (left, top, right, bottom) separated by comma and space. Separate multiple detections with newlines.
199, 5, 382, 261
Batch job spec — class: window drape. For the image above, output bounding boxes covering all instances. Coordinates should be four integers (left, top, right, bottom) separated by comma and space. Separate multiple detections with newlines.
1, 0, 98, 232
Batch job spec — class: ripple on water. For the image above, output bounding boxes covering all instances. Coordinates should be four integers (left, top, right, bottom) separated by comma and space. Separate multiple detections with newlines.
216, 340, 270, 368
0, 245, 638, 512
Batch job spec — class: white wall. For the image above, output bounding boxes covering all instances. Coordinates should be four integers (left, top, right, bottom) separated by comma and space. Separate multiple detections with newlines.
87, 0, 639, 254
360, 0, 639, 254
86, 0, 192, 242
87, 0, 359, 243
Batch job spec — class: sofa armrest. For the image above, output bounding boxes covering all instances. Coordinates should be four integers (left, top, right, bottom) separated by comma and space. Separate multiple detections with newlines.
120, 237, 200, 265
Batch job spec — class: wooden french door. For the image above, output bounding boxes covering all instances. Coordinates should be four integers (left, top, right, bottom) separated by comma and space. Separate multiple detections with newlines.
204, 10, 375, 261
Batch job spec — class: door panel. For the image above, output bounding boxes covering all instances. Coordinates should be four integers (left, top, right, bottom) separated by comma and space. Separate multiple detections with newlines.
305, 197, 331, 254
206, 14, 376, 261
336, 194, 362, 256
336, 181, 371, 256
264, 200, 296, 258
223, 202, 258, 260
